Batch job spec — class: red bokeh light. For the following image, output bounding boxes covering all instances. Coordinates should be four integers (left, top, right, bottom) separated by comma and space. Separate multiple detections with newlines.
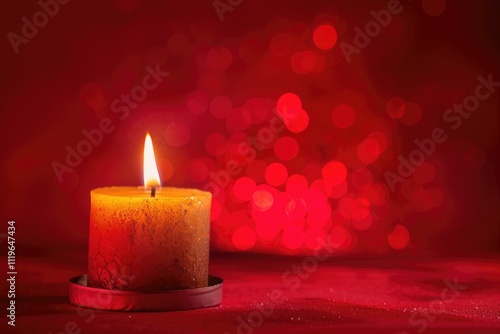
232, 177, 257, 202
399, 102, 423, 126
164, 121, 190, 147
187, 90, 210, 115
351, 168, 374, 189
357, 138, 382, 164
252, 189, 274, 211
265, 162, 288, 186
328, 181, 349, 199
206, 46, 233, 71
285, 198, 308, 220
464, 145, 487, 167
285, 109, 310, 133
387, 225, 410, 250
387, 96, 406, 119
286, 174, 309, 198
277, 92, 302, 119
274, 136, 299, 161
331, 104, 356, 129
157, 159, 174, 183
205, 133, 226, 156
306, 199, 331, 228
79, 83, 105, 110
232, 226, 256, 251
242, 98, 272, 125
340, 231, 355, 251
322, 161, 347, 186
313, 24, 338, 51
359, 183, 387, 206
352, 201, 370, 220
290, 50, 321, 74
368, 132, 388, 152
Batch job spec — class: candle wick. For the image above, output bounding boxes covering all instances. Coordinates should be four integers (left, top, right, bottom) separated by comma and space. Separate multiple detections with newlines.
151, 186, 156, 198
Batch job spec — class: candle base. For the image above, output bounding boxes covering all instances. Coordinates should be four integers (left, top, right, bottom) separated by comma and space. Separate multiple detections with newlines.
69, 274, 223, 312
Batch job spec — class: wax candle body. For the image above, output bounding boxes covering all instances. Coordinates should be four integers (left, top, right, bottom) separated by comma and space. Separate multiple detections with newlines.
88, 187, 211, 292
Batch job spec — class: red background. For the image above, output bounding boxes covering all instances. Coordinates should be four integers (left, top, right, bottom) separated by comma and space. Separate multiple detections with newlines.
1, 1, 500, 334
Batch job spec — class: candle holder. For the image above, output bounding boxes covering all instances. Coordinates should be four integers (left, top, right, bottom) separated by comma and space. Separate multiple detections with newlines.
68, 133, 223, 311
68, 274, 223, 311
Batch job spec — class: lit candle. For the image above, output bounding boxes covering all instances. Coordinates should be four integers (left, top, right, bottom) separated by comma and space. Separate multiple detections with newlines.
87, 133, 211, 292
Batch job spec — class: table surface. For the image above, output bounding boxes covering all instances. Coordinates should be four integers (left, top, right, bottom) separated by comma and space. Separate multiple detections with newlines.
1, 251, 500, 334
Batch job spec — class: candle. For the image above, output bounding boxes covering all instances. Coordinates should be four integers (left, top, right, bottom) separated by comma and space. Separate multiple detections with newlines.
87, 133, 211, 292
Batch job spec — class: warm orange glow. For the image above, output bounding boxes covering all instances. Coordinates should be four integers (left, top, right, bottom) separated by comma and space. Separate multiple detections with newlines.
143, 133, 161, 188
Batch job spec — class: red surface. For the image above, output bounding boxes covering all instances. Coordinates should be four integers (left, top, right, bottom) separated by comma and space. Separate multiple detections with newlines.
1, 252, 499, 334
1, 0, 499, 256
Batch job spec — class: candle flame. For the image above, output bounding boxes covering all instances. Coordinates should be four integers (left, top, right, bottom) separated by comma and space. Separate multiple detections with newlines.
143, 133, 161, 188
